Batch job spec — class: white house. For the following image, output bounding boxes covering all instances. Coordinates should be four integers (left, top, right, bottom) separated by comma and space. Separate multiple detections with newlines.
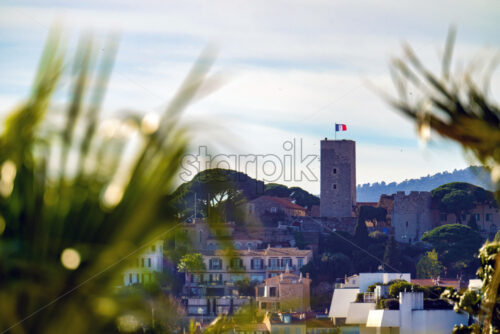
329, 274, 469, 334
122, 239, 165, 286
366, 292, 468, 334
337, 273, 411, 292
329, 273, 411, 332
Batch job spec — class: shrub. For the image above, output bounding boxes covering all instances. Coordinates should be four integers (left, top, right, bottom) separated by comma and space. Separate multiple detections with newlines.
388, 281, 426, 298
366, 282, 382, 293
376, 298, 399, 310
424, 299, 453, 310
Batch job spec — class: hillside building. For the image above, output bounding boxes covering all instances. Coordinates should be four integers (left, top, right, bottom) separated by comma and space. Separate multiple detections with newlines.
184, 247, 312, 297
122, 239, 165, 286
246, 196, 307, 218
256, 270, 312, 312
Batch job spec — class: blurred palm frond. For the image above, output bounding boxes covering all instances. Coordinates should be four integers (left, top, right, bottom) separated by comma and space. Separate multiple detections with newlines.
384, 27, 500, 334
0, 29, 217, 334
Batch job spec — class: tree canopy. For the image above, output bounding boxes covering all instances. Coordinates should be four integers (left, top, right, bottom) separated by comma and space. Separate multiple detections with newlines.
177, 253, 206, 273
167, 168, 320, 221
431, 182, 496, 223
421, 224, 482, 276
264, 184, 320, 208
416, 250, 443, 278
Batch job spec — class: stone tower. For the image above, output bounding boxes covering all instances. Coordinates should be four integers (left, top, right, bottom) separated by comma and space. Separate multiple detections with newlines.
320, 139, 356, 218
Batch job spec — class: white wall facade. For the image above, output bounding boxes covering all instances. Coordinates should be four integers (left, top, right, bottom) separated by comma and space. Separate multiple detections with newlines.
123, 240, 164, 286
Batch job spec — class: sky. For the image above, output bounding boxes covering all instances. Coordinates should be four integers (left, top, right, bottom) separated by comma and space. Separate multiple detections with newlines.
1, 0, 499, 194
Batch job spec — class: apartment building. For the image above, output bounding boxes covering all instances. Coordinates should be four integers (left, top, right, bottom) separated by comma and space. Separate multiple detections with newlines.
185, 247, 313, 297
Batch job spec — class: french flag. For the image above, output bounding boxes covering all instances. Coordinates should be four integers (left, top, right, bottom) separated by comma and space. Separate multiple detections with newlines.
335, 123, 347, 131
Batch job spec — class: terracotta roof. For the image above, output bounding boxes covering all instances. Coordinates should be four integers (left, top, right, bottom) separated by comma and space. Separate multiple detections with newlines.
260, 272, 311, 285
252, 196, 306, 211
412, 278, 465, 289
201, 247, 312, 257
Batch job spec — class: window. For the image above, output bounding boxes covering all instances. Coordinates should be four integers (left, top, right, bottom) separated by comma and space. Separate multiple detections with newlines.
269, 258, 279, 269
249, 204, 255, 214
210, 258, 222, 270
282, 257, 292, 268
147, 258, 151, 268
270, 207, 277, 213
486, 213, 493, 221
333, 168, 337, 174
129, 273, 133, 284
297, 257, 304, 268
252, 258, 263, 270
136, 273, 139, 282
141, 258, 145, 267
247, 242, 253, 249
269, 287, 277, 297
231, 258, 243, 268
199, 231, 203, 243
332, 184, 337, 190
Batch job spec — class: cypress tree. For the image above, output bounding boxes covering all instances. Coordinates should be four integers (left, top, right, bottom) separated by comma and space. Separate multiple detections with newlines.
383, 236, 401, 271
354, 207, 370, 247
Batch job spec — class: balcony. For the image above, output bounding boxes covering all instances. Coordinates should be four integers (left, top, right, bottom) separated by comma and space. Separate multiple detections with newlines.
208, 266, 223, 271
266, 265, 296, 271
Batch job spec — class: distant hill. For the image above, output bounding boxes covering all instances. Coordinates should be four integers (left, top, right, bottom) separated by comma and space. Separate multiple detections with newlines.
357, 166, 493, 202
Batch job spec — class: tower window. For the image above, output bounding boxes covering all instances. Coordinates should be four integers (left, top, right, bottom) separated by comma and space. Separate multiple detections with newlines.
333, 168, 337, 174
332, 184, 337, 190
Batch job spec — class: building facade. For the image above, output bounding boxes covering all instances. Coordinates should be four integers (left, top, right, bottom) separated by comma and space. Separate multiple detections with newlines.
122, 239, 165, 286
185, 247, 313, 297
391, 191, 435, 244
256, 271, 312, 312
320, 139, 356, 219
